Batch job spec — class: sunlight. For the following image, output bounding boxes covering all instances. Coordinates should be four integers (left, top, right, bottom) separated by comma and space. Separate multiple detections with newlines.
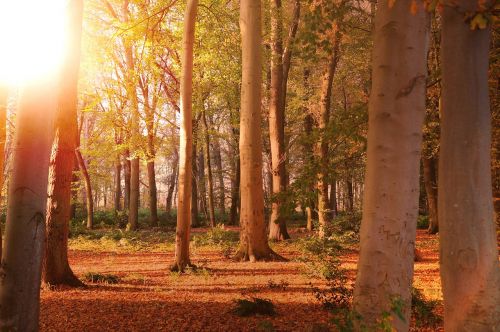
0, 0, 66, 86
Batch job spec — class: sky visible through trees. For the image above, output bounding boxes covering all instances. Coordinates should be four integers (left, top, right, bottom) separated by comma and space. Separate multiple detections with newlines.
0, 0, 498, 331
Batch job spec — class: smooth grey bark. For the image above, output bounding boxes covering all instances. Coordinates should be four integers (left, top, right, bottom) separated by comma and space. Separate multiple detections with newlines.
0, 79, 56, 331
439, 1, 500, 329
353, 1, 429, 330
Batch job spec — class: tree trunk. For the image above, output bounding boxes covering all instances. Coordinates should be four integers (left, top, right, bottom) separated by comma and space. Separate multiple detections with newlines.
202, 110, 216, 227
197, 147, 207, 215
229, 151, 240, 226
345, 178, 353, 212
422, 156, 438, 234
235, 0, 282, 262
439, 2, 500, 329
166, 148, 178, 215
147, 160, 158, 226
173, 0, 198, 272
315, 23, 342, 238
75, 149, 94, 229
114, 154, 122, 211
0, 79, 56, 331
0, 85, 6, 260
43, 0, 84, 288
353, 2, 428, 330
123, 149, 131, 211
127, 157, 140, 230
191, 137, 200, 227
329, 180, 337, 218
211, 122, 225, 215
268, 0, 290, 241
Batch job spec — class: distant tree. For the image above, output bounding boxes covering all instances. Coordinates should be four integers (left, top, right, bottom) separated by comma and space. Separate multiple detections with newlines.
353, 1, 429, 330
439, 1, 500, 329
0, 85, 6, 259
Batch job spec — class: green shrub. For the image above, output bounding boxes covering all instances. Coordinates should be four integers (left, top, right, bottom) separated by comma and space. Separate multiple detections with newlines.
417, 215, 429, 229
192, 224, 239, 247
232, 298, 276, 317
411, 287, 442, 328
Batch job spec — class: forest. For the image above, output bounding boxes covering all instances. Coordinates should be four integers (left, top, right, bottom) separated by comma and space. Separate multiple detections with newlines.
0, 0, 498, 331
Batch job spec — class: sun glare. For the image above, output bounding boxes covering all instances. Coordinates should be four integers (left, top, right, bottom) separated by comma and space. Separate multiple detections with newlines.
0, 0, 66, 86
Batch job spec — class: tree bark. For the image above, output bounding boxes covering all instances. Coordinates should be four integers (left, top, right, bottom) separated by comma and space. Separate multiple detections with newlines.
0, 85, 6, 260
0, 78, 56, 331
173, 0, 198, 272
123, 149, 131, 211
315, 23, 342, 238
114, 154, 122, 212
353, 2, 428, 330
229, 150, 240, 226
268, 0, 290, 241
202, 110, 216, 227
422, 156, 438, 234
147, 160, 158, 226
439, 2, 500, 329
43, 0, 84, 288
191, 136, 200, 227
210, 120, 225, 215
75, 149, 94, 229
329, 180, 337, 218
166, 148, 178, 215
235, 0, 282, 261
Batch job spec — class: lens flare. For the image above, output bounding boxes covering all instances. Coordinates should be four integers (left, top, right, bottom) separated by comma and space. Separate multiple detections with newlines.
0, 0, 66, 85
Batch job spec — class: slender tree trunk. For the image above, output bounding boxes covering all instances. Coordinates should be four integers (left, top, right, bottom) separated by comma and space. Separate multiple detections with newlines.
191, 137, 200, 227
123, 149, 131, 211
173, 0, 198, 272
211, 123, 225, 215
147, 160, 158, 226
303, 69, 315, 231
197, 148, 207, 215
353, 2, 428, 330
439, 2, 500, 329
229, 152, 240, 226
202, 110, 216, 227
0, 78, 56, 331
0, 85, 6, 260
422, 156, 438, 234
268, 0, 290, 241
166, 148, 178, 215
346, 178, 353, 212
75, 149, 94, 229
315, 24, 342, 238
329, 180, 337, 218
43, 0, 84, 288
235, 0, 282, 261
114, 154, 122, 212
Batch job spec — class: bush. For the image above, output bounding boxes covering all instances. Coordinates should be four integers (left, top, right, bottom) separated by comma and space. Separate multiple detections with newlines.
232, 298, 276, 317
411, 287, 442, 328
192, 224, 239, 247
417, 215, 429, 229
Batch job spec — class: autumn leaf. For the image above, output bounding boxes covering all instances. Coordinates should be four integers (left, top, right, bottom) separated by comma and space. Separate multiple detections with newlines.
470, 13, 489, 30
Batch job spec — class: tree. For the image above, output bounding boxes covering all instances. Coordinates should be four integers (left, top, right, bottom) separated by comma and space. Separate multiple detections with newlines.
172, 0, 198, 272
268, 0, 290, 241
234, 0, 282, 261
0, 84, 7, 260
0, 80, 56, 330
202, 109, 216, 227
43, 0, 84, 287
439, 1, 500, 329
353, 1, 428, 329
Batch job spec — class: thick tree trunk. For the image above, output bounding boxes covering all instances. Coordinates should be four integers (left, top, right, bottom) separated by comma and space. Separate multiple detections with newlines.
315, 24, 341, 238
268, 0, 290, 241
0, 85, 6, 259
123, 149, 131, 211
147, 160, 158, 226
439, 2, 500, 329
75, 149, 94, 229
0, 79, 56, 331
235, 0, 282, 261
422, 156, 438, 234
202, 110, 216, 227
173, 0, 198, 272
114, 155, 122, 211
43, 0, 84, 288
353, 2, 428, 330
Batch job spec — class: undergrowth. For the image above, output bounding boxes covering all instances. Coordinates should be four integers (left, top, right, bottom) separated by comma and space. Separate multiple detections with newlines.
232, 298, 276, 317
84, 272, 120, 284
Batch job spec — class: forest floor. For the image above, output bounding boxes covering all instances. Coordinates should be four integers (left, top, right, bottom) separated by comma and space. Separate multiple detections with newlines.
40, 226, 443, 332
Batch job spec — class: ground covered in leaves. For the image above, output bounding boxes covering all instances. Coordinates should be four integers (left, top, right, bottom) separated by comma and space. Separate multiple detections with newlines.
40, 227, 443, 331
